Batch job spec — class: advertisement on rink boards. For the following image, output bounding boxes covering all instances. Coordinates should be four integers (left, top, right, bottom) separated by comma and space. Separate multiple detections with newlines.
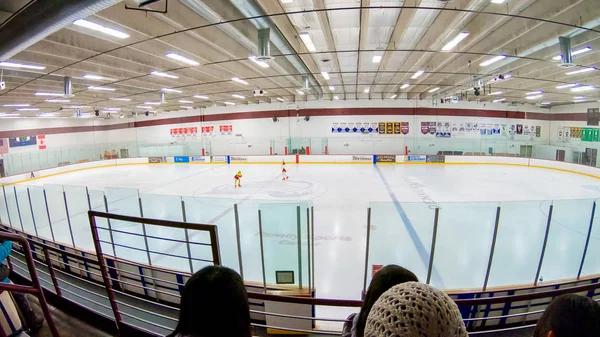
230, 156, 248, 162
174, 156, 190, 163
426, 155, 445, 163
190, 156, 209, 163
351, 155, 373, 162
406, 155, 426, 163
149, 156, 167, 163
376, 155, 396, 163
211, 155, 228, 163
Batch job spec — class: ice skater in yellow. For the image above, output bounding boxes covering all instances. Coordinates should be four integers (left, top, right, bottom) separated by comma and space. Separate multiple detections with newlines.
234, 170, 242, 187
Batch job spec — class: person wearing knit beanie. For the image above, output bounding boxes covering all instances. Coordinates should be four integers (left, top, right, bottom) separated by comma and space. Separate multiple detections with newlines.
364, 282, 467, 337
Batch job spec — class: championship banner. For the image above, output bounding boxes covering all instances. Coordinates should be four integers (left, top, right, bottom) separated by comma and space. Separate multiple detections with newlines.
436, 122, 443, 137
466, 123, 472, 133
371, 122, 379, 133
458, 124, 465, 135
429, 122, 436, 135
571, 127, 580, 139
201, 126, 214, 136
394, 122, 401, 135
443, 122, 451, 138
332, 123, 340, 133
401, 122, 409, 135
536, 126, 542, 138
493, 124, 501, 135
451, 123, 458, 135
386, 122, 394, 135
516, 124, 523, 135
379, 122, 386, 135
220, 125, 233, 135
421, 122, 429, 135
558, 127, 564, 141
564, 127, 571, 139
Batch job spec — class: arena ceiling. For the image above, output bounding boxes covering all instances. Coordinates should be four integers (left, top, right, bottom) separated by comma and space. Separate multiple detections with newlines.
0, 0, 599, 118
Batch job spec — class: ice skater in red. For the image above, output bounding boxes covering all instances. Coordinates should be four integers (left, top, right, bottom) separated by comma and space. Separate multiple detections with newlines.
234, 170, 242, 187
281, 161, 289, 180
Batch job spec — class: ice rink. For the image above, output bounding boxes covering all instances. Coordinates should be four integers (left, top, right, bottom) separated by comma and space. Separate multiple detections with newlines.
19, 162, 600, 320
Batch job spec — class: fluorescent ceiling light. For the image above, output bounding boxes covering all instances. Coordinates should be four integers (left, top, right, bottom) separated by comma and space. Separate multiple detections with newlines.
390, 94, 397, 99
38, 112, 59, 117
181, 106, 194, 109
232, 77, 249, 85
321, 71, 330, 80
297, 90, 304, 95
232, 94, 245, 99
526, 90, 543, 95
556, 83, 577, 89
88, 86, 116, 91
104, 108, 121, 111
491, 0, 506, 3
111, 98, 131, 101
364, 88, 370, 93
573, 99, 588, 103
566, 67, 596, 75
411, 70, 424, 79
224, 101, 236, 105
480, 55, 507, 67
178, 100, 193, 103
299, 32, 317, 52
144, 102, 161, 105
151, 71, 179, 79
574, 96, 586, 100
136, 106, 152, 109
0, 113, 20, 117
373, 55, 382, 63
492, 98, 506, 103
45, 99, 70, 103
488, 91, 503, 95
17, 108, 39, 111
83, 74, 113, 81
401, 83, 410, 89
540, 102, 552, 105
281, 0, 294, 3
552, 46, 592, 61
276, 98, 284, 102
34, 92, 62, 96
329, 86, 335, 90
571, 85, 596, 92
73, 19, 129, 39
333, 96, 339, 100
441, 32, 469, 51
162, 88, 182, 93
248, 56, 269, 68
504, 74, 513, 79
166, 53, 199, 66
0, 61, 46, 70
194, 95, 209, 99
3, 104, 29, 107
526, 95, 543, 100
429, 87, 440, 93
64, 105, 90, 109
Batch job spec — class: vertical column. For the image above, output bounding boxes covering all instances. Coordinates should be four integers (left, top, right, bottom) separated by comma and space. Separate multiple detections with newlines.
535, 204, 554, 286
362, 207, 371, 293
578, 201, 596, 279
13, 186, 24, 231
43, 189, 55, 242
62, 187, 76, 247
258, 209, 267, 292
103, 195, 116, 256
306, 207, 311, 291
181, 199, 194, 274
27, 187, 39, 237
296, 206, 302, 290
426, 208, 440, 285
234, 204, 244, 278
483, 206, 501, 291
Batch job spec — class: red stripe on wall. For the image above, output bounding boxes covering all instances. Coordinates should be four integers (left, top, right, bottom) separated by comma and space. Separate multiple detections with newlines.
0, 108, 584, 138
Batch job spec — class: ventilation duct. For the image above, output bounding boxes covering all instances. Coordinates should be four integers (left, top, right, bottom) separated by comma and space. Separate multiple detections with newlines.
63, 76, 72, 97
557, 36, 575, 68
0, 0, 121, 61
256, 28, 272, 61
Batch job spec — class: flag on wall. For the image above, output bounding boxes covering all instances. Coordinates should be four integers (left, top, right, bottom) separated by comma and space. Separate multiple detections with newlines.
38, 135, 46, 150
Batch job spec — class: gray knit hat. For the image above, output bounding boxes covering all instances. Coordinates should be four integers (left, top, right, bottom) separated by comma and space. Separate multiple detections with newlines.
364, 282, 468, 337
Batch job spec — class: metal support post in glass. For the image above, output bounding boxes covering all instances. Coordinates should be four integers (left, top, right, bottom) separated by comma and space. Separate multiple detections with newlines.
362, 207, 371, 293
483, 206, 501, 291
13, 186, 24, 231
311, 206, 315, 290
102, 195, 116, 256
306, 207, 311, 291
296, 205, 302, 290
578, 201, 596, 279
535, 204, 554, 286
138, 196, 160, 301
181, 199, 194, 274
43, 189, 55, 242
234, 204, 244, 278
26, 187, 39, 237
258, 209, 267, 292
62, 188, 76, 247
426, 208, 440, 285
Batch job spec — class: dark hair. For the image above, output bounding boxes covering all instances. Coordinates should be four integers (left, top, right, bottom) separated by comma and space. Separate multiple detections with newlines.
533, 294, 600, 337
355, 265, 418, 337
167, 266, 252, 337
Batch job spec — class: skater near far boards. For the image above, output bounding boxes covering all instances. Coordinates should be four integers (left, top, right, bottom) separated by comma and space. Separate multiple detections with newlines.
234, 170, 242, 188
282, 161, 289, 180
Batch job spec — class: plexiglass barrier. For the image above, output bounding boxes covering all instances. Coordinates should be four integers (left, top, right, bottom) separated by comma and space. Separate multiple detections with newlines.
0, 182, 315, 292
4, 135, 600, 176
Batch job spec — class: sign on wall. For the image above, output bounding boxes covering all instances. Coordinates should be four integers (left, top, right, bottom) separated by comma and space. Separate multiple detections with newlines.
38, 135, 46, 150
219, 125, 233, 135
9, 136, 37, 148
170, 127, 198, 138
201, 126, 214, 136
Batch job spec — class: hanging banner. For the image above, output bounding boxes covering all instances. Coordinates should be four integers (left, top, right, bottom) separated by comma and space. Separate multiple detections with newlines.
38, 135, 46, 150
536, 126, 541, 138
436, 122, 443, 137
429, 122, 436, 135
385, 122, 394, 135
219, 125, 233, 135
394, 122, 401, 135
421, 122, 429, 135
558, 127, 564, 141
401, 122, 409, 135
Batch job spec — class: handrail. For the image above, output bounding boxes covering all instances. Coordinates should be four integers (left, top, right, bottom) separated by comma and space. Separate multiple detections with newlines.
0, 231, 60, 337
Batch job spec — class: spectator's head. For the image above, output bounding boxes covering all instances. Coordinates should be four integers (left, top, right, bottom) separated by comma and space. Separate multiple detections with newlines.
533, 294, 600, 337
355, 265, 418, 337
168, 266, 252, 337
365, 282, 467, 337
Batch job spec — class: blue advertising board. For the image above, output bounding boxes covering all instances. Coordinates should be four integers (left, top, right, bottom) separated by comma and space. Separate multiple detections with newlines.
174, 156, 190, 163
